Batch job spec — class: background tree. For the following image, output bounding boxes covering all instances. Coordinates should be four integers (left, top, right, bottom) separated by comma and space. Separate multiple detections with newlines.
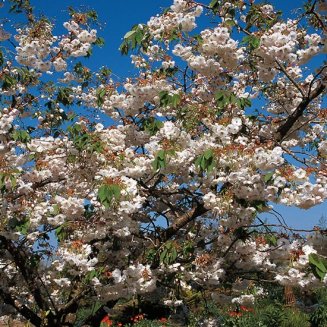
0, 0, 326, 326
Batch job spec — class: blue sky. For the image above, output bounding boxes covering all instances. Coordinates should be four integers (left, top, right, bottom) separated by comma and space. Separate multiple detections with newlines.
29, 0, 312, 78
2, 0, 326, 231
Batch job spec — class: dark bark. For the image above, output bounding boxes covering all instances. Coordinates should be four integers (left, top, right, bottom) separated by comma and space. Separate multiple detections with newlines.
162, 203, 208, 241
275, 82, 326, 141
0, 288, 42, 326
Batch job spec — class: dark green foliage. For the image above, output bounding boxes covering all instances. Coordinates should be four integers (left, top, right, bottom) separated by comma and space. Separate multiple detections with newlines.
95, 36, 105, 47
8, 217, 29, 235
209, 0, 220, 13
2, 74, 16, 90
74, 301, 103, 327
57, 87, 74, 106
74, 62, 92, 88
0, 172, 17, 194
310, 304, 327, 327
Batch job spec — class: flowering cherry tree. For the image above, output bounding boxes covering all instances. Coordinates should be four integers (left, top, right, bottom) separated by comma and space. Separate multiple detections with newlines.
0, 0, 326, 325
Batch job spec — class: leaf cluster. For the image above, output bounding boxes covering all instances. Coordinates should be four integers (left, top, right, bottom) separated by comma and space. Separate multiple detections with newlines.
195, 149, 215, 173
97, 184, 122, 208
68, 124, 104, 153
215, 91, 252, 110
159, 91, 181, 108
119, 24, 150, 55
309, 253, 327, 281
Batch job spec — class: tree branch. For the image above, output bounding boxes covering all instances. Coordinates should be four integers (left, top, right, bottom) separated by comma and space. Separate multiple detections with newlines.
275, 81, 325, 141
162, 203, 207, 241
0, 236, 50, 312
0, 287, 42, 326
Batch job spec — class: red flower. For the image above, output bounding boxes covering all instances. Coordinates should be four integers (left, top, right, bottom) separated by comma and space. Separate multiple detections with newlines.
228, 311, 243, 317
131, 314, 145, 323
101, 315, 113, 326
240, 305, 254, 312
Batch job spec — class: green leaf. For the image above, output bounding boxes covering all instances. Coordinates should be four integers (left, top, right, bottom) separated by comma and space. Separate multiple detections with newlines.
0, 173, 6, 193
98, 184, 122, 208
195, 149, 215, 173
57, 87, 73, 106
214, 90, 230, 108
119, 41, 129, 55
264, 172, 274, 183
224, 19, 236, 27
159, 91, 181, 108
265, 234, 278, 247
51, 204, 60, 216
171, 93, 181, 108
209, 0, 219, 12
15, 218, 30, 235
12, 130, 31, 143
241, 35, 260, 50
309, 253, 327, 273
209, 0, 219, 7
124, 30, 136, 39
94, 37, 105, 47
160, 242, 178, 265
9, 175, 17, 188
170, 247, 178, 263
75, 301, 103, 326
0, 51, 3, 66
160, 248, 168, 264
314, 267, 326, 281
119, 24, 149, 55
143, 118, 164, 136
87, 10, 98, 21
2, 74, 16, 90
135, 30, 143, 44
157, 149, 166, 160
309, 253, 327, 281
96, 88, 106, 107
252, 200, 268, 212
55, 224, 68, 242
152, 149, 170, 171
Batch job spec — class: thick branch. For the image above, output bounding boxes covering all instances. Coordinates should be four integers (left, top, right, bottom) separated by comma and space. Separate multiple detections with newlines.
0, 236, 50, 312
58, 288, 91, 316
0, 287, 42, 326
275, 81, 325, 141
162, 203, 208, 241
275, 60, 305, 97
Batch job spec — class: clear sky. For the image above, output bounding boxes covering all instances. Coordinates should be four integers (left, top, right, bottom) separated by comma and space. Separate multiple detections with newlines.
30, 0, 313, 78
2, 0, 326, 231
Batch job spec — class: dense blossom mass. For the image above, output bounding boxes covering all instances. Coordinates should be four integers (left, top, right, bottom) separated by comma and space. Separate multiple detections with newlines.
0, 0, 326, 326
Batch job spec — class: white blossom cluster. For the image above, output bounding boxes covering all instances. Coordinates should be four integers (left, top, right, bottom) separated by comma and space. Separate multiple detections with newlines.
15, 19, 97, 72
147, 0, 203, 39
